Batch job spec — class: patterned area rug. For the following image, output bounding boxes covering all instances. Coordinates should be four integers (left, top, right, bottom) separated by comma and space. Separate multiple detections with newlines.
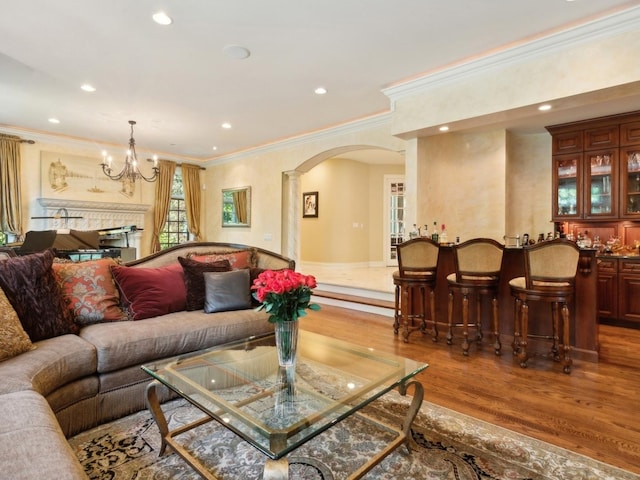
69, 391, 637, 480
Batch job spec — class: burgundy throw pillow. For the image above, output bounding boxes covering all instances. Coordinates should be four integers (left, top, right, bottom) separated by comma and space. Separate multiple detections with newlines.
178, 256, 232, 311
0, 249, 78, 341
110, 263, 187, 320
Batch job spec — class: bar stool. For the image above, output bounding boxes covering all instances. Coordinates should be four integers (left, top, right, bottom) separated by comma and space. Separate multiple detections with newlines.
392, 238, 440, 343
446, 238, 504, 356
508, 239, 580, 374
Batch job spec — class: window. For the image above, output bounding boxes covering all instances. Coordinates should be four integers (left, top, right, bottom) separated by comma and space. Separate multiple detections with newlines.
159, 169, 190, 249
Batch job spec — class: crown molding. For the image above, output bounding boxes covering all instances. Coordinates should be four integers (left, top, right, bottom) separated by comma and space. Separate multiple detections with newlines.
382, 6, 640, 104
205, 112, 393, 166
38, 198, 151, 212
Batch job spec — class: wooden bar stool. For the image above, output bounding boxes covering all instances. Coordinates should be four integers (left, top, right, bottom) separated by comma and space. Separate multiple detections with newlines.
446, 238, 504, 356
392, 238, 440, 343
508, 239, 580, 374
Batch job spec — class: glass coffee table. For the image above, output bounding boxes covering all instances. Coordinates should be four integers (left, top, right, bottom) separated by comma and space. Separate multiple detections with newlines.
142, 330, 427, 479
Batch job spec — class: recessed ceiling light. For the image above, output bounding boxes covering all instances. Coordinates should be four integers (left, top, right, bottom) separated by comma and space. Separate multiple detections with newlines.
538, 104, 552, 111
221, 122, 232, 129
48, 118, 60, 124
314, 87, 327, 95
212, 146, 218, 151
439, 126, 449, 132
223, 45, 251, 60
81, 84, 96, 92
152, 11, 172, 26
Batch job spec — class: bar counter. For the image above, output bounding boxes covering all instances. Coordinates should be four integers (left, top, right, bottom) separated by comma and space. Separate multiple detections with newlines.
430, 245, 598, 361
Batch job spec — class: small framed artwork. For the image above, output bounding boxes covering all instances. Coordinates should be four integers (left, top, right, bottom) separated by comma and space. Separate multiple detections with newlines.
303, 191, 319, 218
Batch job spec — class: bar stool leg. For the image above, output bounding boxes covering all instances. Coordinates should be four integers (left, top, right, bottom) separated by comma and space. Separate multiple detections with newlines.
461, 291, 470, 356
402, 284, 411, 343
492, 295, 501, 356
551, 303, 560, 361
429, 288, 438, 342
475, 293, 483, 342
393, 283, 400, 335
518, 301, 529, 368
446, 290, 454, 345
561, 303, 572, 374
512, 297, 521, 355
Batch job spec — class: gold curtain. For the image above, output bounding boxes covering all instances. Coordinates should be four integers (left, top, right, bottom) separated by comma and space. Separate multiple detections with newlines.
233, 189, 248, 224
151, 159, 177, 253
0, 134, 23, 236
181, 163, 202, 241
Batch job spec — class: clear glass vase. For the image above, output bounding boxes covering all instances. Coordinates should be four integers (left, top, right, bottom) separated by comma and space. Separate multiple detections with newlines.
275, 320, 299, 367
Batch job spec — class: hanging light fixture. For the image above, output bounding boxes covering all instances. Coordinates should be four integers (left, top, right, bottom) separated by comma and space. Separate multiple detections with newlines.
101, 120, 159, 183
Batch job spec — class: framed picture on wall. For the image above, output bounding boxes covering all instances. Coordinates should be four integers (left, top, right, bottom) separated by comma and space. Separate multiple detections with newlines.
303, 191, 319, 218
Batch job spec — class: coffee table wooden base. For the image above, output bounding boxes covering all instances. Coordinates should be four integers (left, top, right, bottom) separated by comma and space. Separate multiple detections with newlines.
145, 380, 424, 480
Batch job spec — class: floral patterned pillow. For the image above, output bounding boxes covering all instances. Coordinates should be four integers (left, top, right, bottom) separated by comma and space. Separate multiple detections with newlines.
0, 286, 35, 361
187, 248, 257, 269
53, 258, 127, 326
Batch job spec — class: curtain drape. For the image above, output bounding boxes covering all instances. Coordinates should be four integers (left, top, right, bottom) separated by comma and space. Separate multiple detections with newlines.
233, 189, 248, 224
181, 163, 202, 241
151, 159, 177, 253
0, 134, 23, 237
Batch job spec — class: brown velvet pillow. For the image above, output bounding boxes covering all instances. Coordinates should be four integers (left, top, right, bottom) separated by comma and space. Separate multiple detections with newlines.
111, 263, 187, 320
0, 249, 78, 342
178, 256, 232, 311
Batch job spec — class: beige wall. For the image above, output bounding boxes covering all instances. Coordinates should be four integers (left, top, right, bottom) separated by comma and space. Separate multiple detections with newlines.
299, 158, 403, 265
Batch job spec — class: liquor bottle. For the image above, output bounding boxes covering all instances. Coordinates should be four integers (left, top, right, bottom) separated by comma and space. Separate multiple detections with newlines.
431, 221, 439, 243
421, 224, 429, 237
439, 224, 448, 244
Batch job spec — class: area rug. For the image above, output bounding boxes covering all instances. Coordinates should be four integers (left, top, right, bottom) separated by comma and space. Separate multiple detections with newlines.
69, 391, 638, 480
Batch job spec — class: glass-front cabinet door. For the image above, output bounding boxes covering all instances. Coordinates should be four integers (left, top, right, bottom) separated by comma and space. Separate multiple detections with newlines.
622, 147, 640, 218
585, 149, 617, 219
553, 153, 581, 219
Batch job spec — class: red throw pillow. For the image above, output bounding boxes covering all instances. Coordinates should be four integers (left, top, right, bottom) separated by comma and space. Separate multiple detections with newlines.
110, 263, 187, 320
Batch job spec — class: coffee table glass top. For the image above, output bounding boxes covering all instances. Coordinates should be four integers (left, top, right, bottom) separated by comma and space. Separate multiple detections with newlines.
142, 330, 427, 459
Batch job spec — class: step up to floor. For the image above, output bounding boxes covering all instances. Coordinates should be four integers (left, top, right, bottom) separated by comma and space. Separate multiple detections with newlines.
312, 283, 395, 318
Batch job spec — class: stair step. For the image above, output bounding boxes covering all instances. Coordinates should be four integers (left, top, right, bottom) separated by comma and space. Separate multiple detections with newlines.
313, 289, 395, 309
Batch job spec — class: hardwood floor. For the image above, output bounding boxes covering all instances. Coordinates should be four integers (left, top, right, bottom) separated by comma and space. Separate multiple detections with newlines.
299, 305, 640, 475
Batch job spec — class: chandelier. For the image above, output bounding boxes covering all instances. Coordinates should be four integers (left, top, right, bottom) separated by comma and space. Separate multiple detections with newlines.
100, 120, 159, 183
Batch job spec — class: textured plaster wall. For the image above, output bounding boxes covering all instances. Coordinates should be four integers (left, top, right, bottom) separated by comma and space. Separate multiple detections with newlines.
416, 130, 507, 242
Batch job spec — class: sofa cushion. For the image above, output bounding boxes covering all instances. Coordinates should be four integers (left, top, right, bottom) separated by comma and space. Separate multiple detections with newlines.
111, 263, 187, 320
204, 269, 252, 313
53, 258, 127, 325
0, 334, 97, 396
178, 256, 232, 311
80, 308, 274, 373
0, 286, 36, 361
0, 390, 88, 480
187, 248, 257, 269
0, 249, 78, 342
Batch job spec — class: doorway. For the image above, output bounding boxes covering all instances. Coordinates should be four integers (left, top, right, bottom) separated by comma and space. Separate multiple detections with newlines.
384, 175, 405, 266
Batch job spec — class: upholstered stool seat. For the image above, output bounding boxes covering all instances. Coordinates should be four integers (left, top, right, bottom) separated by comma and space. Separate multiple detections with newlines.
392, 238, 440, 342
509, 239, 580, 374
446, 238, 504, 356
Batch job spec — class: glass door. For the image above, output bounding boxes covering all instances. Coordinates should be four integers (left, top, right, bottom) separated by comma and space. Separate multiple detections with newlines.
553, 153, 581, 220
585, 150, 617, 218
384, 175, 404, 265
622, 148, 640, 217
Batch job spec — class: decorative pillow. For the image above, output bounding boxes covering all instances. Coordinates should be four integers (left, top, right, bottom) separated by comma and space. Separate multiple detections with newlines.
0, 286, 36, 361
187, 248, 258, 270
203, 269, 252, 313
110, 263, 187, 320
53, 258, 127, 325
0, 249, 78, 342
178, 257, 232, 311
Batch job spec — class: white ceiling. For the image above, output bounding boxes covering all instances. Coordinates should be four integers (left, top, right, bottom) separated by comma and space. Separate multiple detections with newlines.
1, 0, 639, 163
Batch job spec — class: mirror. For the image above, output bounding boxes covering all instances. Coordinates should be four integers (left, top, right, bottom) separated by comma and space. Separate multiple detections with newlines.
222, 186, 251, 227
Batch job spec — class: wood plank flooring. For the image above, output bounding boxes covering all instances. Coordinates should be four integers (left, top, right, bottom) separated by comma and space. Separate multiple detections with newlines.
299, 305, 640, 475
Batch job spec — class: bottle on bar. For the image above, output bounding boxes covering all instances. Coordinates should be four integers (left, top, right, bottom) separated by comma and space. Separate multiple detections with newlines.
431, 221, 439, 243
439, 224, 448, 244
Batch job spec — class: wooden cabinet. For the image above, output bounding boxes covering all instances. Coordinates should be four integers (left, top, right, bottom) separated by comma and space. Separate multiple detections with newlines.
596, 257, 618, 319
596, 256, 640, 325
548, 111, 640, 222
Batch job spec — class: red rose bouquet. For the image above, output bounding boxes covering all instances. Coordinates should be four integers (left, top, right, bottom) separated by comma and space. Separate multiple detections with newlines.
252, 269, 320, 323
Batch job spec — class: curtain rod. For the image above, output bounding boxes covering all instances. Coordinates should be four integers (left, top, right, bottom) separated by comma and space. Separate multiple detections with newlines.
146, 158, 205, 170
0, 133, 35, 144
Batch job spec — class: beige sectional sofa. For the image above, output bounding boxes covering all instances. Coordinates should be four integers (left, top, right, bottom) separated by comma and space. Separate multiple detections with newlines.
0, 242, 294, 479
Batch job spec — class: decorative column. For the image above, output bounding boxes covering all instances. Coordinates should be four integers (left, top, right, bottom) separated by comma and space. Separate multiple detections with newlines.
283, 170, 301, 265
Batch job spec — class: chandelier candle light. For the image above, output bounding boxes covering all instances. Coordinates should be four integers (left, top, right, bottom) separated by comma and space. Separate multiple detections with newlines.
252, 269, 320, 367
101, 120, 159, 183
